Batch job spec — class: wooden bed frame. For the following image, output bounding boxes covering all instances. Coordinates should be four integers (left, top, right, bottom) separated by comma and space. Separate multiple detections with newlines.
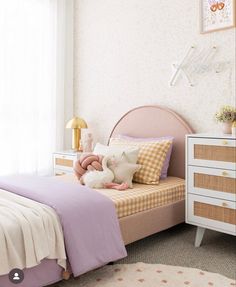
0, 105, 193, 287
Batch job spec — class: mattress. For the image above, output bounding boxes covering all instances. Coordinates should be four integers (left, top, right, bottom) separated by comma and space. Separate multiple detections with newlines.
96, 177, 185, 218
60, 175, 185, 219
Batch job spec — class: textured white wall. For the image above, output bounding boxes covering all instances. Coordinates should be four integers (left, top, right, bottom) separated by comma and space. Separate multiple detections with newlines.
74, 0, 236, 144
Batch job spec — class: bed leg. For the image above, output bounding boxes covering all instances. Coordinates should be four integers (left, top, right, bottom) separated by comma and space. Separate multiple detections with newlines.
62, 270, 71, 280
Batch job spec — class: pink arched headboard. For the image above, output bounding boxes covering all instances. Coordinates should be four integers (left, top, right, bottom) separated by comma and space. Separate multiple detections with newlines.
109, 105, 194, 179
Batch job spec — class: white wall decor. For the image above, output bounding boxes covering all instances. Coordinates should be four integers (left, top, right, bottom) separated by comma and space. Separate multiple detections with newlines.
169, 46, 195, 87
169, 46, 226, 87
200, 0, 236, 33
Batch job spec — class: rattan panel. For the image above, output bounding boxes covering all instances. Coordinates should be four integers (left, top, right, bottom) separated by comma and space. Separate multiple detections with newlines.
194, 145, 236, 163
194, 173, 236, 194
55, 158, 73, 167
194, 202, 236, 225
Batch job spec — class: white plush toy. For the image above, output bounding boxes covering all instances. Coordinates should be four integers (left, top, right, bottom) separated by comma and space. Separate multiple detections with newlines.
83, 156, 114, 188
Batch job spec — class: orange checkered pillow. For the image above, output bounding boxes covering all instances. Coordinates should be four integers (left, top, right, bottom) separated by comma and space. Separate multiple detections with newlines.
109, 138, 171, 184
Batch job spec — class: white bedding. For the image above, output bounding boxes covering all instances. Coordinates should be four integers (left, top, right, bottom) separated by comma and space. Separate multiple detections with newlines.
0, 189, 66, 276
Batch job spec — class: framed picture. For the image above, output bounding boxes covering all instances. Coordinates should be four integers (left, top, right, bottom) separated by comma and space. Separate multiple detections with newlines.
200, 0, 236, 33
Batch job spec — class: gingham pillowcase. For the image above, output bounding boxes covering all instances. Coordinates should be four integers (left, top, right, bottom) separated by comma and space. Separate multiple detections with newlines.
109, 138, 171, 184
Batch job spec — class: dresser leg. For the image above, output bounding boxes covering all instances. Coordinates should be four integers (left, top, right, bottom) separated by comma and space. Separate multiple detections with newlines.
195, 227, 205, 247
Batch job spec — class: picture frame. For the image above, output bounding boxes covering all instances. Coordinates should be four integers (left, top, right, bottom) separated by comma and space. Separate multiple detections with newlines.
200, 0, 236, 33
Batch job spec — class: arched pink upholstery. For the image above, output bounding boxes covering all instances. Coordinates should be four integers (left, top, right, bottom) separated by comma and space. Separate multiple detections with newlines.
109, 105, 194, 179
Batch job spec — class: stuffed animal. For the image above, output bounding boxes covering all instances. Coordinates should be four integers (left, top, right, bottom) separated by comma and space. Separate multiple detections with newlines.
74, 153, 130, 190
74, 153, 103, 183
83, 156, 114, 188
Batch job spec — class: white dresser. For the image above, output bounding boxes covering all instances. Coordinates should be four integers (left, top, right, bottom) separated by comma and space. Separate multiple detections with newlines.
185, 134, 236, 247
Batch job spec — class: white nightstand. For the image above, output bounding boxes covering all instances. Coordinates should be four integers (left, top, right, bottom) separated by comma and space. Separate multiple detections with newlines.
53, 151, 81, 176
185, 133, 236, 247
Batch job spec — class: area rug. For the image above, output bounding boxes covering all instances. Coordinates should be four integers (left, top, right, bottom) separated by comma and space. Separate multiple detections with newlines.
75, 262, 236, 287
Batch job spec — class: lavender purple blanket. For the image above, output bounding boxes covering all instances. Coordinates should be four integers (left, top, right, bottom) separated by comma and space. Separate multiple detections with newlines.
0, 175, 127, 276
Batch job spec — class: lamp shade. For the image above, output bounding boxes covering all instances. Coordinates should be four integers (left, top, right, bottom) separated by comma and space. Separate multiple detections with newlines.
66, 117, 87, 129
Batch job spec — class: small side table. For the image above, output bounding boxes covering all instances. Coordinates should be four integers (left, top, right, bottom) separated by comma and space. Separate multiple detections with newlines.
53, 151, 81, 176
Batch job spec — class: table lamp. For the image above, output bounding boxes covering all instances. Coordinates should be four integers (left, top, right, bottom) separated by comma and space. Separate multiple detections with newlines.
66, 117, 87, 151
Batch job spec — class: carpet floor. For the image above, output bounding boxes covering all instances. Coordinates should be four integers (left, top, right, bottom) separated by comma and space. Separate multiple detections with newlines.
51, 223, 236, 286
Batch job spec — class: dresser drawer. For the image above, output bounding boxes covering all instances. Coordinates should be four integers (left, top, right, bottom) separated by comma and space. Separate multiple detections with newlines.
187, 194, 236, 235
188, 166, 236, 201
53, 154, 76, 172
188, 137, 236, 170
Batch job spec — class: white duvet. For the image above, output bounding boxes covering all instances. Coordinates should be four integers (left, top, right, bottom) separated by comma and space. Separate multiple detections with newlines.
0, 189, 66, 276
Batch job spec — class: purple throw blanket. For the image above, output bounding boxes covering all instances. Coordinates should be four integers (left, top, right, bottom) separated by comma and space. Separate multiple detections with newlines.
0, 175, 127, 276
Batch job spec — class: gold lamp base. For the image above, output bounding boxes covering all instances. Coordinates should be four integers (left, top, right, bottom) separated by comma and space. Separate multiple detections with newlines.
72, 128, 81, 151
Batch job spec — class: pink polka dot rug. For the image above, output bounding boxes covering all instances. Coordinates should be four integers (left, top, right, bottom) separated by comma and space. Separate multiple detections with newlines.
78, 262, 236, 287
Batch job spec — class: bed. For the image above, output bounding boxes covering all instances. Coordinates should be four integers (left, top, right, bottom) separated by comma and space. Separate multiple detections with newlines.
0, 105, 193, 287
61, 174, 186, 245
107, 105, 193, 244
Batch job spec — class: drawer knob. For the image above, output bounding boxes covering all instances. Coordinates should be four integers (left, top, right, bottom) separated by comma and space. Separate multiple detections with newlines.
222, 171, 229, 176
222, 202, 228, 207
222, 140, 228, 145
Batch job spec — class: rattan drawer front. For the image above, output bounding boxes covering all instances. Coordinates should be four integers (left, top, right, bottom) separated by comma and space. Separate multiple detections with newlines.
53, 153, 78, 174
187, 194, 236, 235
194, 202, 236, 225
194, 144, 235, 162
188, 166, 236, 201
55, 158, 73, 167
194, 173, 236, 194
188, 138, 236, 169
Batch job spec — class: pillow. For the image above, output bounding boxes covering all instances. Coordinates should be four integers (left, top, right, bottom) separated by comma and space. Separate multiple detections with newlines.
93, 143, 139, 164
116, 135, 174, 179
108, 154, 141, 188
109, 138, 171, 184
